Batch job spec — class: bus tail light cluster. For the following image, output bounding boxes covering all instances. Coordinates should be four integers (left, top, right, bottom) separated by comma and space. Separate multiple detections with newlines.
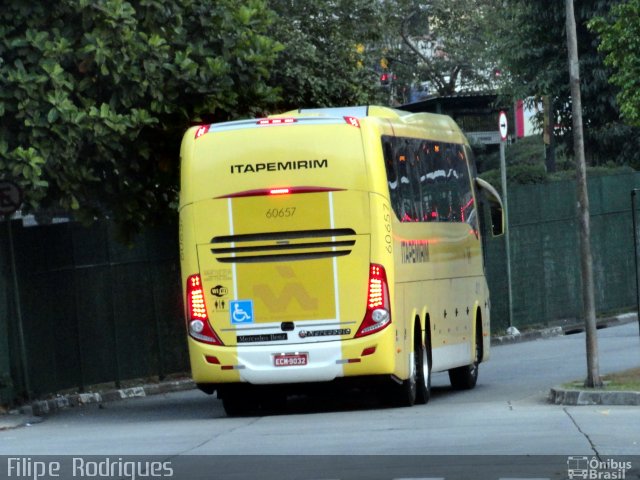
257, 118, 297, 126
186, 274, 223, 345
355, 264, 391, 338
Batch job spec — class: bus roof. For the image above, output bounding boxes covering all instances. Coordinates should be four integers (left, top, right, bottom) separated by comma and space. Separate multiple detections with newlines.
187, 105, 467, 145
281, 105, 466, 143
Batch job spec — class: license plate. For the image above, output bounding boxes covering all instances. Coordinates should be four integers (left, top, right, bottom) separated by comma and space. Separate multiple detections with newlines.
274, 353, 308, 367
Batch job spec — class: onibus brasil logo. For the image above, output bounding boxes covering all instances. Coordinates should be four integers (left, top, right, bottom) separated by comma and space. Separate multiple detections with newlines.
567, 456, 632, 480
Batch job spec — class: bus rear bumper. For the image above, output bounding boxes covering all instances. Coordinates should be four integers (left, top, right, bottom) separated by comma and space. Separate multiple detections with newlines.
188, 330, 396, 386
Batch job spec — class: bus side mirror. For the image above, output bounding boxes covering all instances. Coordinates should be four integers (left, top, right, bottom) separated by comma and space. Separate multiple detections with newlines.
475, 178, 505, 237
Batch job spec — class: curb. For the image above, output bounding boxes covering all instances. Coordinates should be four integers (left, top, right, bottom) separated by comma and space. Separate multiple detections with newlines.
545, 312, 639, 406
19, 378, 196, 417
492, 313, 640, 406
491, 312, 637, 346
549, 386, 640, 406
492, 326, 564, 345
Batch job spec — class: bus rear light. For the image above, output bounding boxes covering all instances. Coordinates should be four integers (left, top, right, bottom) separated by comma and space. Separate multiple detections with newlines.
344, 116, 360, 128
355, 264, 391, 338
194, 125, 210, 139
361, 346, 377, 357
221, 364, 245, 370
217, 186, 344, 198
186, 274, 223, 345
205, 355, 220, 365
257, 118, 297, 126
269, 188, 290, 195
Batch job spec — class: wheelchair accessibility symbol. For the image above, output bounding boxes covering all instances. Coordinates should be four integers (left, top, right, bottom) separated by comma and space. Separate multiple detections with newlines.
230, 300, 254, 324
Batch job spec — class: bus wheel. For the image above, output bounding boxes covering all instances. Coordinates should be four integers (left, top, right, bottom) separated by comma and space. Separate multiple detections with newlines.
448, 328, 481, 390
390, 331, 424, 407
393, 352, 417, 407
416, 335, 431, 405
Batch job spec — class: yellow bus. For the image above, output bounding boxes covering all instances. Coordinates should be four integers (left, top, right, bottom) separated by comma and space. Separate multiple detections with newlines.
179, 106, 504, 415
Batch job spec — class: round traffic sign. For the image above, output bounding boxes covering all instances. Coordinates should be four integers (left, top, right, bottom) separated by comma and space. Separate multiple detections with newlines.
0, 180, 23, 216
499, 111, 508, 141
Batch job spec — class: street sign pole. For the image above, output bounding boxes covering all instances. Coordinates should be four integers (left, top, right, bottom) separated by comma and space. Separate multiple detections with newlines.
499, 112, 514, 329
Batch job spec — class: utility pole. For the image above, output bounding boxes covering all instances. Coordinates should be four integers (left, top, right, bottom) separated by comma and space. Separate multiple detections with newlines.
565, 0, 602, 388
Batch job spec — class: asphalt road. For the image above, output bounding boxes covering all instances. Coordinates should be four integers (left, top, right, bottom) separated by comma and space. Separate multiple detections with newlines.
1, 322, 639, 479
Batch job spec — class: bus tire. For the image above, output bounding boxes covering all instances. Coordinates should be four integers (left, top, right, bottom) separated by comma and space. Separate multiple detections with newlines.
390, 324, 426, 407
393, 355, 417, 407
416, 331, 431, 405
448, 327, 481, 390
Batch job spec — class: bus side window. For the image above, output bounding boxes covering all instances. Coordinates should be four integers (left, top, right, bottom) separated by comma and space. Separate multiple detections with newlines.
382, 138, 400, 216
431, 141, 450, 221
419, 140, 437, 222
457, 146, 477, 228
382, 136, 476, 225
443, 145, 461, 221
408, 139, 424, 222
396, 141, 415, 222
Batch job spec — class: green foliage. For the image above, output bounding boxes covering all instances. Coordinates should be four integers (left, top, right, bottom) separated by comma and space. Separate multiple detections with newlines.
477, 135, 547, 172
589, 0, 640, 127
480, 164, 548, 191
378, 0, 502, 103
549, 163, 635, 182
0, 0, 280, 236
478, 135, 635, 190
266, 0, 385, 110
494, 0, 640, 168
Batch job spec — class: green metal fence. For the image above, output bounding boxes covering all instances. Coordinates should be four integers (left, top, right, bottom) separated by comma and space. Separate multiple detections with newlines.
2, 219, 188, 402
0, 224, 13, 405
485, 172, 640, 332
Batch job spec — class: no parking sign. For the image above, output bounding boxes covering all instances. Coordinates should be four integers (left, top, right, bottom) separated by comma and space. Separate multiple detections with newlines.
499, 111, 508, 142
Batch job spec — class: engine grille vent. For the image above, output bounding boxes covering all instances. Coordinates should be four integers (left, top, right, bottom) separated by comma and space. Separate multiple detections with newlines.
211, 229, 356, 263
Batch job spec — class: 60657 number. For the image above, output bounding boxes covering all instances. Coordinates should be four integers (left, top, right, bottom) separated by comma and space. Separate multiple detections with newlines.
265, 207, 296, 219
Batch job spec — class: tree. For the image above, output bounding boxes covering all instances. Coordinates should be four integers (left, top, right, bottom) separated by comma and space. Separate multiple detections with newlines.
495, 0, 640, 168
589, 0, 640, 127
378, 0, 502, 103
0, 0, 281, 237
566, 0, 602, 389
266, 0, 386, 111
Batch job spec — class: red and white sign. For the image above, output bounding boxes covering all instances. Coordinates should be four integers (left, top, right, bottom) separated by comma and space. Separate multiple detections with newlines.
499, 111, 508, 141
515, 100, 525, 138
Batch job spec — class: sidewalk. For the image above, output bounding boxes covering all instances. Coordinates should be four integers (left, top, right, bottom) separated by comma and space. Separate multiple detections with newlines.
492, 311, 640, 406
1, 312, 638, 430
1, 378, 195, 432
0, 410, 43, 431
490, 311, 637, 346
